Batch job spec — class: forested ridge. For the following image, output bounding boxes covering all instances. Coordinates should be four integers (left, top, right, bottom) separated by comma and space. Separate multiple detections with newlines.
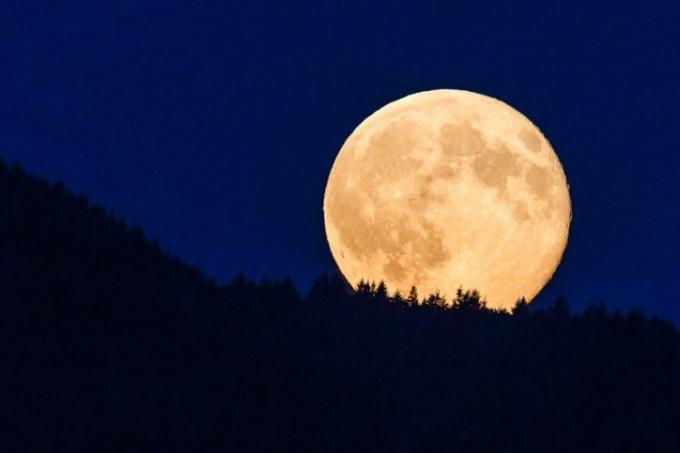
1, 159, 679, 452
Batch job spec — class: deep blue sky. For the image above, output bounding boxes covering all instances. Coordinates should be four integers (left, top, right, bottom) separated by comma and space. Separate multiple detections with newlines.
1, 1, 679, 321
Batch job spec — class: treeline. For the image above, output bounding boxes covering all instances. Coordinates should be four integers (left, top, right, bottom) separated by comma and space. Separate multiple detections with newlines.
220, 273, 680, 452
1, 158, 679, 452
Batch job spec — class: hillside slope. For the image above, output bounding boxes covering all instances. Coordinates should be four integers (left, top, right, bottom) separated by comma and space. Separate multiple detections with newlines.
1, 159, 679, 452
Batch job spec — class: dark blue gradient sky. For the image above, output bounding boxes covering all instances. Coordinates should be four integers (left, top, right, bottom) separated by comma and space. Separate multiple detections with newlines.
2, 1, 679, 321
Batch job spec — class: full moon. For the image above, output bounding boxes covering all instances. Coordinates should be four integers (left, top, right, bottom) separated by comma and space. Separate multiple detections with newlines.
323, 89, 571, 310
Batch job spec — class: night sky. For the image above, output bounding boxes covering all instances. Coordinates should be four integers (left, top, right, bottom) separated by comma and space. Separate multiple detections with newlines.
2, 2, 679, 321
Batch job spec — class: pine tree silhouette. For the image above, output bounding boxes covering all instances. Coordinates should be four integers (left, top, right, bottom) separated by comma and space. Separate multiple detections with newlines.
407, 285, 419, 306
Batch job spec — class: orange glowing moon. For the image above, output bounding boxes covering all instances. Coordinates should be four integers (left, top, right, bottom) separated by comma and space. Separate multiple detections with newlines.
323, 89, 571, 310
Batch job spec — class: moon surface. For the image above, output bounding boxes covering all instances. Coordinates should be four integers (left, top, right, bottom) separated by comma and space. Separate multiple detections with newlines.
323, 89, 571, 310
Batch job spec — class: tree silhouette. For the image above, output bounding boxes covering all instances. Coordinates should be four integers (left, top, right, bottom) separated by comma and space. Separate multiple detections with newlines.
512, 297, 531, 316
307, 274, 345, 305
374, 280, 389, 305
552, 295, 570, 319
452, 287, 486, 312
407, 285, 419, 306
392, 289, 405, 306
423, 291, 447, 308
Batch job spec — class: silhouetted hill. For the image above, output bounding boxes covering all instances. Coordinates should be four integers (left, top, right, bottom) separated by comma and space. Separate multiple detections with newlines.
1, 159, 679, 452
0, 161, 216, 327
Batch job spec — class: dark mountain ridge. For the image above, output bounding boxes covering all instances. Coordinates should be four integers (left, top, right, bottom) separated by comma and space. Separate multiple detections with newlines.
1, 159, 679, 452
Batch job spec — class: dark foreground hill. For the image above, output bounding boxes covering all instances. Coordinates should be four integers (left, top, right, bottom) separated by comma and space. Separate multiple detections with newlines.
1, 159, 679, 452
